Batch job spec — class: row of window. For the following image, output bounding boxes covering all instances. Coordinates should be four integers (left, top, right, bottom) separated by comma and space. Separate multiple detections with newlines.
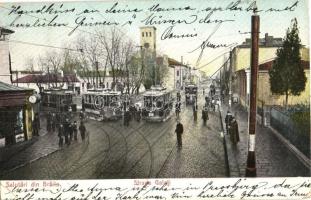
142, 32, 152, 37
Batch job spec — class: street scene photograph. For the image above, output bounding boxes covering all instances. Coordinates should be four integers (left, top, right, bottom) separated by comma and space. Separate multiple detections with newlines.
0, 0, 310, 180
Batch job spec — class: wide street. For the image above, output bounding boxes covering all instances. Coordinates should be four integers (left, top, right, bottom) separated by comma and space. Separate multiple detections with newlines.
0, 92, 227, 179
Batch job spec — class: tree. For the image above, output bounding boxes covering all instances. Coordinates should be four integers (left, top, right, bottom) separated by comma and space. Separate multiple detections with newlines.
269, 18, 307, 108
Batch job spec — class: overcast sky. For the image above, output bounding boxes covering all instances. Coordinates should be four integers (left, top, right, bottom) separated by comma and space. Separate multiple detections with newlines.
0, 0, 309, 75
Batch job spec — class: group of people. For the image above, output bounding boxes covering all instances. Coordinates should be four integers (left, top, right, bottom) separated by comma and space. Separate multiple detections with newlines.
123, 104, 142, 126
225, 111, 240, 144
44, 111, 87, 147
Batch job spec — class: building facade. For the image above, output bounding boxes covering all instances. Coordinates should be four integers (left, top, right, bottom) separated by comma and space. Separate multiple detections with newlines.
0, 27, 14, 84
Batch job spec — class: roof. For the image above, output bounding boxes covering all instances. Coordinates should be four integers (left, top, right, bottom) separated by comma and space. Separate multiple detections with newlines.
12, 74, 80, 83
259, 60, 310, 71
168, 58, 188, 67
238, 33, 283, 48
0, 81, 33, 92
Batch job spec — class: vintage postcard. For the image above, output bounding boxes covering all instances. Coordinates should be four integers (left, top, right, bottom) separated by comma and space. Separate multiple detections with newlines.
0, 0, 310, 199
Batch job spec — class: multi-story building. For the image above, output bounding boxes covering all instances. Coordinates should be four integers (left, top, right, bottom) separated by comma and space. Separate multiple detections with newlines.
231, 33, 309, 108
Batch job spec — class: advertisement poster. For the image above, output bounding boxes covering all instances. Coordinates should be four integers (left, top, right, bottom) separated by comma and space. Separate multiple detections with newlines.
0, 0, 310, 199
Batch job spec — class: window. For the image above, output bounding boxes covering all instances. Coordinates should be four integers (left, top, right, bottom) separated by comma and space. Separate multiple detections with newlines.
177, 70, 180, 76
142, 32, 144, 37
149, 32, 152, 37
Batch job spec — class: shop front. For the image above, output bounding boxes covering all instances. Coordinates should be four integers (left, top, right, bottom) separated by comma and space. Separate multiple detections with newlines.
0, 82, 34, 146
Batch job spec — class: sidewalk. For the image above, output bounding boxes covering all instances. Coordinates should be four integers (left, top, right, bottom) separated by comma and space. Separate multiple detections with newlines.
0, 115, 60, 173
221, 101, 310, 177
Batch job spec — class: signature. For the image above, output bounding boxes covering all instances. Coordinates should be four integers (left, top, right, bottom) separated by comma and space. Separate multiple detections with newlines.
189, 23, 236, 66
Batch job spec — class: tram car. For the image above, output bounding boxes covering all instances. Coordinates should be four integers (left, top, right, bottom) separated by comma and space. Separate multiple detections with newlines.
142, 86, 173, 122
41, 89, 76, 112
82, 90, 123, 121
185, 84, 198, 105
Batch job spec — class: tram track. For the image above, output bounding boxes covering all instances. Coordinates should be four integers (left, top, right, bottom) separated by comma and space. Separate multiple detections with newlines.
62, 120, 146, 178
98, 116, 176, 178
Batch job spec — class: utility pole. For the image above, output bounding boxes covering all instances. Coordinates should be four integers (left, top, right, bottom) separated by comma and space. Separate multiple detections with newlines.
228, 47, 232, 109
245, 6, 260, 177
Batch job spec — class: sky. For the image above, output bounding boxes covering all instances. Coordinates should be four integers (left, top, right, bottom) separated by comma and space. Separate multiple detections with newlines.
0, 0, 309, 75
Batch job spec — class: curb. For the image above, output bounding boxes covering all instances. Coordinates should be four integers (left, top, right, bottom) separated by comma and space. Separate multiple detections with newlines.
219, 108, 241, 177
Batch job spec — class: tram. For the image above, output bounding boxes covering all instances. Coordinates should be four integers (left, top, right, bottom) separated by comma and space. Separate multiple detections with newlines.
142, 86, 173, 122
185, 84, 198, 105
41, 89, 76, 112
82, 90, 123, 121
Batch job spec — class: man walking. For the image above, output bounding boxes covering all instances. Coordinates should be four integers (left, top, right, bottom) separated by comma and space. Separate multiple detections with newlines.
79, 121, 86, 141
33, 113, 40, 136
225, 111, 233, 135
202, 106, 209, 125
73, 121, 78, 141
229, 117, 240, 145
175, 120, 184, 148
58, 124, 64, 147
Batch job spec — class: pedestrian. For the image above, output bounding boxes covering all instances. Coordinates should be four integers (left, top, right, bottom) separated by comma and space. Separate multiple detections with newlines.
58, 124, 64, 147
68, 123, 73, 143
124, 109, 130, 126
46, 112, 52, 132
175, 102, 181, 118
63, 118, 70, 145
193, 103, 198, 121
73, 121, 78, 141
175, 120, 184, 147
229, 117, 240, 144
79, 121, 86, 141
177, 92, 181, 102
225, 111, 233, 134
51, 113, 56, 132
136, 107, 142, 122
33, 113, 40, 136
202, 106, 209, 125
203, 88, 205, 95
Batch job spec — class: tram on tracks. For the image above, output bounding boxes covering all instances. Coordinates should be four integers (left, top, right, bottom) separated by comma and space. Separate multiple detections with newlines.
142, 86, 173, 122
41, 89, 76, 112
82, 90, 123, 121
185, 84, 198, 105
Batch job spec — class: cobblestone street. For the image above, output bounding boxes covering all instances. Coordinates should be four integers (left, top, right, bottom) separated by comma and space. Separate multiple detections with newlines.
0, 95, 227, 179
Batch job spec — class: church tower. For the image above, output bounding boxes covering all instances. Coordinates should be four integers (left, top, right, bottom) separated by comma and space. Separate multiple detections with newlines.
140, 26, 156, 52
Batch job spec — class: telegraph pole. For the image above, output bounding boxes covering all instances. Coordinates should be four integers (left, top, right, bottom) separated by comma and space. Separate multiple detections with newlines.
245, 7, 260, 177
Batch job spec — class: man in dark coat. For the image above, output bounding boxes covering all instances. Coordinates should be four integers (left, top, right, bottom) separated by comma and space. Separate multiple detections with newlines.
175, 102, 181, 118
175, 121, 184, 147
73, 121, 78, 141
225, 111, 233, 134
58, 124, 64, 147
202, 107, 209, 125
124, 109, 130, 126
193, 103, 198, 121
51, 113, 56, 132
46, 112, 51, 132
33, 113, 40, 136
79, 121, 86, 141
229, 117, 240, 144
63, 118, 70, 145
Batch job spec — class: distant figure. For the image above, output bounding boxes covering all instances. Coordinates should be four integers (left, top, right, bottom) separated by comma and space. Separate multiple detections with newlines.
73, 121, 78, 141
177, 92, 181, 102
136, 107, 142, 122
225, 111, 233, 134
33, 113, 40, 136
58, 124, 64, 147
46, 112, 52, 132
202, 107, 209, 125
175, 102, 181, 118
124, 109, 130, 126
63, 119, 70, 145
175, 121, 184, 147
79, 121, 86, 141
193, 104, 198, 121
68, 123, 73, 142
51, 113, 56, 132
229, 117, 240, 144
79, 111, 85, 121
203, 88, 205, 95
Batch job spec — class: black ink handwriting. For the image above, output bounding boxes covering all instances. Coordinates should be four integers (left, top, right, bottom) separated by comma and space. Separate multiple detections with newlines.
161, 25, 197, 40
